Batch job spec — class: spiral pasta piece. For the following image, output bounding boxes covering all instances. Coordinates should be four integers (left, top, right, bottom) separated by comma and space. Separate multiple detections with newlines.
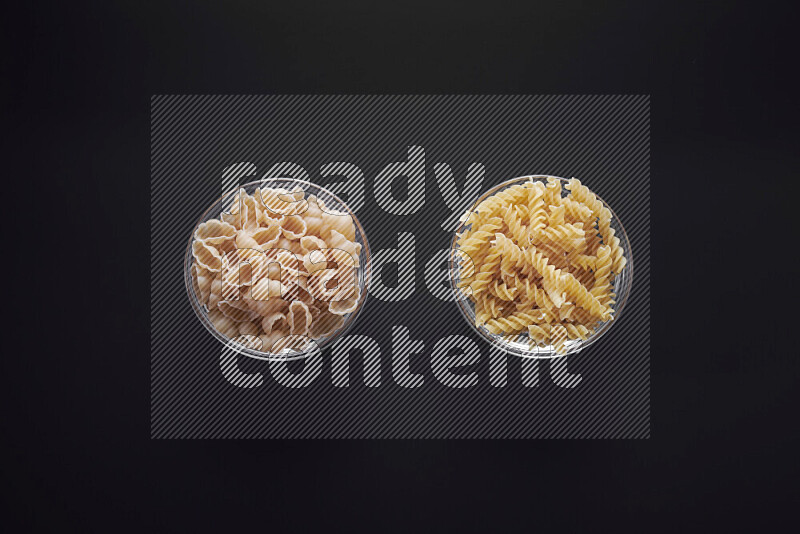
475, 293, 506, 325
537, 223, 586, 253
563, 323, 590, 340
470, 242, 504, 294
474, 183, 530, 216
569, 253, 597, 272
562, 197, 593, 223
493, 233, 536, 279
484, 310, 542, 335
550, 324, 569, 354
526, 184, 547, 237
590, 245, 613, 307
455, 217, 503, 262
543, 176, 563, 207
488, 280, 518, 301
567, 178, 625, 275
527, 324, 551, 346
562, 272, 611, 320
547, 204, 566, 227
503, 205, 529, 246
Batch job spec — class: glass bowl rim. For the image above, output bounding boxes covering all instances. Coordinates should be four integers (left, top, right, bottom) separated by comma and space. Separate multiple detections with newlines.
183, 177, 372, 361
448, 174, 634, 359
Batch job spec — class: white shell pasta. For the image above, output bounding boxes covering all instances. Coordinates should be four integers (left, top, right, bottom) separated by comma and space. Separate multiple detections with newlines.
302, 249, 330, 274
299, 235, 326, 254
262, 250, 302, 293
325, 230, 362, 266
208, 309, 239, 338
191, 185, 363, 350
241, 193, 260, 231
255, 188, 281, 226
235, 230, 260, 250
307, 303, 324, 321
303, 196, 324, 237
191, 263, 214, 304
250, 224, 281, 250
329, 295, 359, 315
221, 249, 264, 288
194, 219, 237, 244
321, 209, 356, 241
250, 277, 286, 301
218, 300, 260, 323
244, 295, 287, 317
220, 189, 253, 229
261, 312, 288, 335
276, 236, 303, 255
287, 301, 313, 335
305, 269, 339, 301
207, 277, 223, 309
258, 187, 309, 217
281, 215, 307, 240
238, 321, 261, 336
292, 284, 315, 305
192, 240, 222, 272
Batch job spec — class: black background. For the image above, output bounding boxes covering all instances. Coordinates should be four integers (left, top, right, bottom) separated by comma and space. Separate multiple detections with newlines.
6, 0, 797, 532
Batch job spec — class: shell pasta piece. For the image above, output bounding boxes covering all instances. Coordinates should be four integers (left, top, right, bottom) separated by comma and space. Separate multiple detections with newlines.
321, 209, 356, 241
281, 215, 307, 240
325, 230, 362, 267
194, 219, 237, 244
192, 241, 223, 272
287, 301, 313, 335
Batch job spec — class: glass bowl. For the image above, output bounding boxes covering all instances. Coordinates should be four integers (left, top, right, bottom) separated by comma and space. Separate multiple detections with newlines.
184, 178, 371, 361
449, 175, 633, 359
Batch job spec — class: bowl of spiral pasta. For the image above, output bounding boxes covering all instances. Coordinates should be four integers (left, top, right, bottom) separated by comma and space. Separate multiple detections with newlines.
185, 178, 371, 360
449, 175, 633, 358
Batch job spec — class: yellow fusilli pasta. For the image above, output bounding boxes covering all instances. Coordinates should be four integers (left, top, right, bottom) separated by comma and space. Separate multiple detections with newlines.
455, 176, 628, 354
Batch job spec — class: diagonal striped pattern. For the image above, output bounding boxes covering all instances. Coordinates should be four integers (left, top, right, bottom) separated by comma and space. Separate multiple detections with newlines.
151, 95, 650, 439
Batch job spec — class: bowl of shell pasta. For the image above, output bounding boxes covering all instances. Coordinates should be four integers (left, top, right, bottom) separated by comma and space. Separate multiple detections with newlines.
449, 175, 633, 358
185, 178, 371, 360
